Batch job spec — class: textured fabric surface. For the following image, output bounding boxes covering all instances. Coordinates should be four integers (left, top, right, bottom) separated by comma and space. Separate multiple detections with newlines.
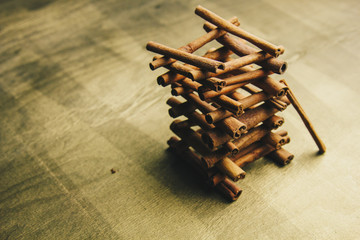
0, 0, 359, 239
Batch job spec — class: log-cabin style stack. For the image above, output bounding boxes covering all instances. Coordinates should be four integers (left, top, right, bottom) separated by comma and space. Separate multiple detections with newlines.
146, 6, 326, 202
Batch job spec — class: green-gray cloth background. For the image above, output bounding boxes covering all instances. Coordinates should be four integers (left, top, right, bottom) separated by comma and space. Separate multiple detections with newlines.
1, 0, 359, 239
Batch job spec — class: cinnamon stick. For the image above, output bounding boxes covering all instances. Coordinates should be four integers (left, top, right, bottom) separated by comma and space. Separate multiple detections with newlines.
150, 17, 239, 70
196, 5, 284, 57
183, 93, 246, 139
223, 68, 271, 86
267, 148, 294, 165
261, 132, 285, 150
167, 137, 212, 179
203, 22, 287, 74
203, 77, 226, 92
233, 143, 273, 168
157, 46, 234, 87
233, 124, 270, 150
146, 41, 225, 72
163, 61, 194, 79
216, 157, 246, 182
170, 120, 211, 156
168, 101, 196, 118
280, 79, 326, 154
237, 102, 279, 130
216, 177, 242, 201
189, 52, 271, 81
210, 141, 262, 186
157, 70, 185, 86
214, 95, 243, 115
199, 81, 249, 100
205, 108, 233, 124
225, 141, 239, 155
167, 98, 214, 130
232, 128, 290, 168
263, 115, 284, 129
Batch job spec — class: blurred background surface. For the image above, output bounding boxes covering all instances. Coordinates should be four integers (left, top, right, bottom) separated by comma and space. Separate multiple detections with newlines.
0, 0, 359, 239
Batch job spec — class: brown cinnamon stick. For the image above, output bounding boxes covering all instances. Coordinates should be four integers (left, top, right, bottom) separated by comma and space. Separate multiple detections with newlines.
225, 141, 239, 155
216, 177, 242, 201
214, 95, 243, 115
216, 157, 246, 181
236, 102, 279, 130
203, 22, 287, 74
146, 41, 225, 72
157, 46, 233, 87
261, 132, 285, 150
267, 148, 294, 165
203, 77, 226, 92
224, 68, 271, 86
167, 98, 214, 130
195, 5, 284, 57
263, 115, 284, 129
233, 143, 273, 167
150, 17, 239, 70
189, 52, 271, 81
205, 108, 233, 124
210, 141, 262, 186
199, 82, 249, 100
233, 124, 270, 150
167, 137, 215, 180
183, 93, 246, 139
232, 128, 290, 168
280, 79, 326, 154
157, 71, 185, 86
168, 101, 196, 118
170, 120, 211, 156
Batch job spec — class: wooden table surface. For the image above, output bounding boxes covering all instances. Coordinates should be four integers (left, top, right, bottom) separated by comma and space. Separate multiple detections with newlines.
1, 0, 359, 239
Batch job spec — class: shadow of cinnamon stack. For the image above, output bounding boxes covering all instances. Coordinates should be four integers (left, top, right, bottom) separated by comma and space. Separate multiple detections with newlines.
146, 5, 325, 202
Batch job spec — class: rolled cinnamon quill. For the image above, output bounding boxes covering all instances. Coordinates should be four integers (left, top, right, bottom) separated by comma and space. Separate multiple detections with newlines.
280, 79, 326, 154
237, 103, 279, 130
216, 177, 242, 202
180, 78, 203, 91
205, 108, 233, 124
146, 41, 225, 72
183, 93, 245, 139
210, 141, 263, 186
263, 115, 285, 129
261, 132, 285, 150
189, 51, 271, 81
203, 23, 287, 74
199, 82, 249, 100
216, 157, 246, 182
157, 70, 185, 86
195, 5, 284, 57
167, 137, 211, 179
168, 101, 196, 118
163, 61, 194, 79
203, 77, 226, 92
214, 95, 243, 115
223, 68, 271, 86
171, 86, 193, 96
234, 143, 273, 168
170, 120, 211, 156
167, 98, 214, 130
267, 148, 294, 165
225, 141, 239, 155
150, 17, 239, 70
233, 129, 289, 168
157, 46, 233, 87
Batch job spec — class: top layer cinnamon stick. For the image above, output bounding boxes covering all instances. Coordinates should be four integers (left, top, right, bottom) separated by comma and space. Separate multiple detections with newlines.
195, 5, 284, 57
146, 41, 225, 73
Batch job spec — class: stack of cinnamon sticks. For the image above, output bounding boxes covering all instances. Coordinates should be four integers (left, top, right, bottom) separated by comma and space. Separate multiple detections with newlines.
146, 6, 325, 202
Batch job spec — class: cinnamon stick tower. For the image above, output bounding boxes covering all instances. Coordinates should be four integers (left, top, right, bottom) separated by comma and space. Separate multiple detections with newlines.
146, 5, 325, 202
